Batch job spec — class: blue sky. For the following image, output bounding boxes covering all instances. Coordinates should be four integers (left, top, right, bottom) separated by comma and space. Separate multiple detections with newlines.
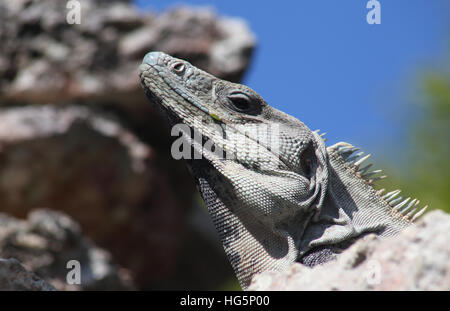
135, 1, 449, 153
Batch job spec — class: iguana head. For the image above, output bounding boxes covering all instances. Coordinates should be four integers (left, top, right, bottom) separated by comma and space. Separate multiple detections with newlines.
139, 52, 427, 289
140, 51, 329, 224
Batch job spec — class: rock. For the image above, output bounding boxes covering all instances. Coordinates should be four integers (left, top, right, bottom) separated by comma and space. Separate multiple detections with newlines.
0, 209, 134, 290
0, 0, 255, 106
249, 210, 450, 290
0, 105, 183, 288
0, 258, 55, 291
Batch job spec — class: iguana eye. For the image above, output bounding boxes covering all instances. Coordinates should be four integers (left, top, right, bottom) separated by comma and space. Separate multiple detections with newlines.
226, 92, 261, 114
228, 93, 251, 111
171, 62, 185, 74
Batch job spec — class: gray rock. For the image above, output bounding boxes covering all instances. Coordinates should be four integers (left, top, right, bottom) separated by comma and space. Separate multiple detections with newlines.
249, 210, 450, 290
0, 209, 134, 290
0, 105, 184, 289
0, 258, 55, 291
0, 0, 255, 105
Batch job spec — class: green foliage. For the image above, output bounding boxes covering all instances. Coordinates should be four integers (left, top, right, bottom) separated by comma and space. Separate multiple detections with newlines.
408, 74, 450, 213
381, 72, 450, 214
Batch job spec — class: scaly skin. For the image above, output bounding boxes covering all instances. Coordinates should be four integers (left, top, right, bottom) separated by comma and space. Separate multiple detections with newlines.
139, 52, 427, 289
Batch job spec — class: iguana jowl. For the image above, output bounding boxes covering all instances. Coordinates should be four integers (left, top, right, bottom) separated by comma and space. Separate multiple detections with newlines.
139, 51, 428, 289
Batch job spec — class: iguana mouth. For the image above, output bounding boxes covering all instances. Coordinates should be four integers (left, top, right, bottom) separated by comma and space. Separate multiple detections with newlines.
142, 72, 211, 115
140, 52, 211, 115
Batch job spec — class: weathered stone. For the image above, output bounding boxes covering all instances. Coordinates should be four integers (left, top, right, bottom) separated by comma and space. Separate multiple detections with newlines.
0, 258, 55, 291
0, 105, 183, 288
249, 210, 450, 290
0, 210, 134, 290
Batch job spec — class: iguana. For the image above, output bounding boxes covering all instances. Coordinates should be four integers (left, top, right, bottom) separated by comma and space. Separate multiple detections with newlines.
139, 51, 428, 290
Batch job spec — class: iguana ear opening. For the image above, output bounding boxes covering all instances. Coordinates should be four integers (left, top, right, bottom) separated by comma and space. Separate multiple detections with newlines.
299, 143, 315, 179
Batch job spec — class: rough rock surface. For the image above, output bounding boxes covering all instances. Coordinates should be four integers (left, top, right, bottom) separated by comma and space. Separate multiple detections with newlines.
0, 0, 255, 104
0, 209, 134, 290
249, 210, 450, 290
0, 105, 190, 288
0, 258, 55, 291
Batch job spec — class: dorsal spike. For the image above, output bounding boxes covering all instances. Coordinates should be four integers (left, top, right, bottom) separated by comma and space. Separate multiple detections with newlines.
358, 163, 373, 174
370, 175, 387, 183
362, 172, 375, 179
400, 198, 418, 214
354, 154, 371, 167
389, 196, 403, 206
393, 197, 410, 210
383, 190, 401, 200
376, 188, 386, 196
347, 152, 364, 163
405, 206, 419, 219
411, 205, 428, 222
337, 147, 359, 159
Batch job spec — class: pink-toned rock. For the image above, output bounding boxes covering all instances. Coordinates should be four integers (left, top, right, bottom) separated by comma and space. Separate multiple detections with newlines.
249, 210, 450, 291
